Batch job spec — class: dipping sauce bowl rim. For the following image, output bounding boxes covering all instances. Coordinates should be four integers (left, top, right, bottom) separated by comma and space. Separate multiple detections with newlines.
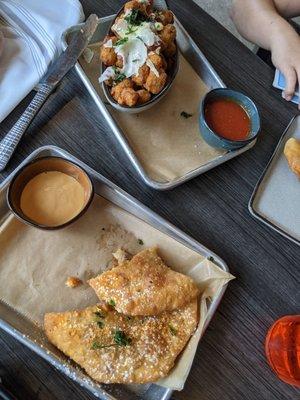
7, 156, 94, 231
200, 88, 261, 144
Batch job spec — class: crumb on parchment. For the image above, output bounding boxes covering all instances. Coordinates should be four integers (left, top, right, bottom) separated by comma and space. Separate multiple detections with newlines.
65, 276, 83, 288
112, 248, 130, 264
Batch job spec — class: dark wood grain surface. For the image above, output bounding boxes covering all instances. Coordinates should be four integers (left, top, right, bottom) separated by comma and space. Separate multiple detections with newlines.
0, 1, 299, 399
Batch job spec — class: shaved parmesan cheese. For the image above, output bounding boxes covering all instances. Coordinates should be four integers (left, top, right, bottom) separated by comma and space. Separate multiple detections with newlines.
134, 22, 159, 47
104, 39, 113, 48
112, 19, 129, 38
146, 58, 159, 77
107, 15, 160, 80
99, 66, 115, 83
115, 38, 147, 78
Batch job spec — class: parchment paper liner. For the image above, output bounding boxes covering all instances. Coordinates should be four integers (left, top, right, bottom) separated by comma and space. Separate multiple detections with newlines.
0, 195, 234, 390
80, 50, 226, 183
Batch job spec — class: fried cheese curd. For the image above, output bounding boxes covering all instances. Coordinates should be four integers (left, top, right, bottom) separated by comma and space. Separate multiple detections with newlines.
99, 0, 177, 107
100, 36, 118, 66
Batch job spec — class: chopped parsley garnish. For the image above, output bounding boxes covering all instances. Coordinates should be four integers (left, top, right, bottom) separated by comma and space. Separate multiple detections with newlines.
113, 330, 132, 346
126, 25, 138, 35
138, 239, 144, 245
94, 311, 105, 329
94, 311, 105, 319
91, 342, 115, 350
96, 320, 105, 328
115, 37, 128, 46
125, 9, 149, 26
180, 111, 193, 119
154, 22, 164, 32
91, 330, 132, 350
208, 256, 215, 262
169, 324, 177, 336
132, 58, 140, 63
114, 72, 126, 85
108, 299, 116, 307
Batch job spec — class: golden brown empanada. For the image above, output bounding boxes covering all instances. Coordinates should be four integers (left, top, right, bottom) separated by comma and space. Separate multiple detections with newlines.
44, 301, 198, 384
88, 247, 199, 316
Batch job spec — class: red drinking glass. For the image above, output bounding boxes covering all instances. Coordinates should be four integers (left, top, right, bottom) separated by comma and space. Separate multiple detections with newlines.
265, 315, 300, 387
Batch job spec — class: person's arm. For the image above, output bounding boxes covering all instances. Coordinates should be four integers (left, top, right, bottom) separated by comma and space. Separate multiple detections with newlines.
231, 0, 300, 104
273, 0, 300, 18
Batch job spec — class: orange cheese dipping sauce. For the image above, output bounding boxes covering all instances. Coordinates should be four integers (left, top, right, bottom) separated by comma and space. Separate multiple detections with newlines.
20, 171, 85, 227
205, 99, 251, 141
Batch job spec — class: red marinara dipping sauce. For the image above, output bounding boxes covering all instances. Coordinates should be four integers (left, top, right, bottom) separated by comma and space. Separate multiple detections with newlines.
205, 98, 251, 141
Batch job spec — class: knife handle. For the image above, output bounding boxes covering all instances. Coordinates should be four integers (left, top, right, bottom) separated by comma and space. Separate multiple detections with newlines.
0, 83, 53, 171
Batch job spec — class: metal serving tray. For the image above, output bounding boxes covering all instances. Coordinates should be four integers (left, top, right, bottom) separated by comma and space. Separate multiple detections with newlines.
0, 146, 229, 400
62, 13, 255, 191
249, 115, 300, 246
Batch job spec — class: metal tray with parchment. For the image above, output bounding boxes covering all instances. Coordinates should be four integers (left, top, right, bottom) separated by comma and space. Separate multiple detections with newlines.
62, 9, 256, 190
0, 146, 229, 400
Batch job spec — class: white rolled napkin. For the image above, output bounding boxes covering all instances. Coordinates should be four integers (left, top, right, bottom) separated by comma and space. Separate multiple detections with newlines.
0, 0, 84, 123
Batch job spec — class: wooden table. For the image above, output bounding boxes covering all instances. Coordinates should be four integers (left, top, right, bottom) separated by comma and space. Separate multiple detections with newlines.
0, 1, 299, 399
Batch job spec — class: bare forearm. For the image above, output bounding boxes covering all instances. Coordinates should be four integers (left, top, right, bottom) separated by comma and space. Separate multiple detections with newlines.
231, 0, 300, 50
232, 0, 300, 107
273, 0, 300, 18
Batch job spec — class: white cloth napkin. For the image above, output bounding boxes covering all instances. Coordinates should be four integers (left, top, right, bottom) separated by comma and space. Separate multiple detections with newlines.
0, 0, 84, 123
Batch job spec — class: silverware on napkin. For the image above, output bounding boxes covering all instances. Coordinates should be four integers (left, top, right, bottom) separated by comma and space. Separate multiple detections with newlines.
0, 14, 98, 172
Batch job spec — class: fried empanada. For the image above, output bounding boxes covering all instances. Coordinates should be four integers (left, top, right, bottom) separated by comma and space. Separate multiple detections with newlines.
284, 137, 300, 177
44, 301, 198, 384
88, 248, 199, 316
